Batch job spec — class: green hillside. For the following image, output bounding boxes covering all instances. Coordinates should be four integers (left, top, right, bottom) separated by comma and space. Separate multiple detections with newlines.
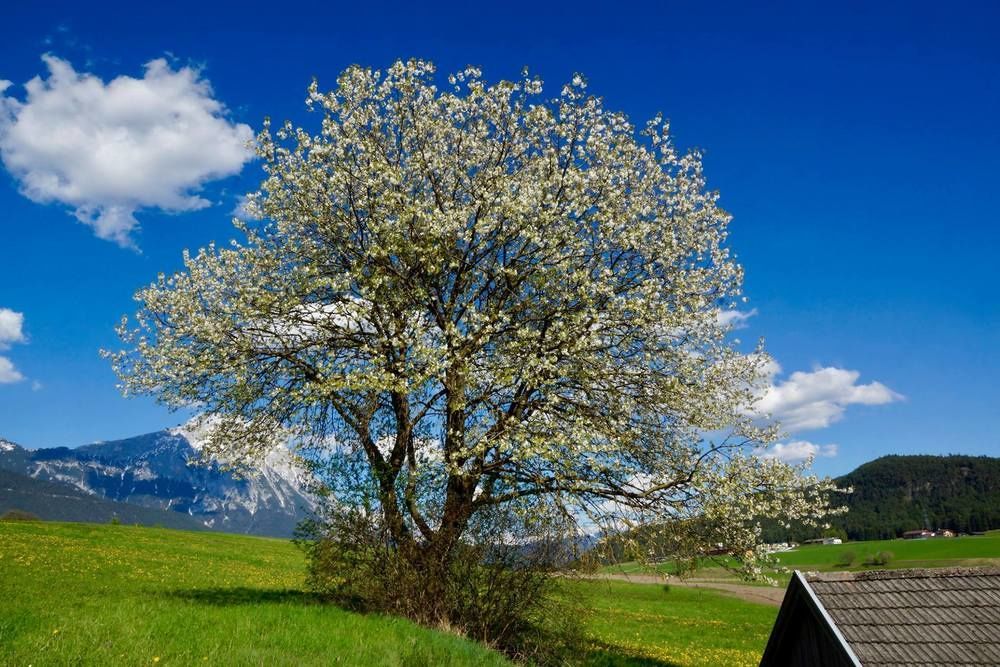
0, 469, 208, 531
0, 521, 510, 666
0, 521, 779, 666
831, 454, 1000, 540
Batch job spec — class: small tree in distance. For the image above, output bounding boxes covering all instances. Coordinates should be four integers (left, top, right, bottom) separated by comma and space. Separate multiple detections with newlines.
107, 60, 836, 643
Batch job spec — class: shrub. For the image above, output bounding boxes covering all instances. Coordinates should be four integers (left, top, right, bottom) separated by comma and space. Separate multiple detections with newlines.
1, 509, 42, 522
835, 550, 856, 567
298, 506, 583, 663
864, 550, 894, 566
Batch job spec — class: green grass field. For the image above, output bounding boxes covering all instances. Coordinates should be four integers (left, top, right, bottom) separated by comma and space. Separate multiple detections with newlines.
566, 580, 774, 667
774, 532, 1000, 570
602, 531, 1000, 582
0, 520, 779, 666
0, 521, 509, 666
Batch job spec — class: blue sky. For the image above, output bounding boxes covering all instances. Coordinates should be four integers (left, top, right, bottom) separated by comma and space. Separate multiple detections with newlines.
0, 1, 997, 476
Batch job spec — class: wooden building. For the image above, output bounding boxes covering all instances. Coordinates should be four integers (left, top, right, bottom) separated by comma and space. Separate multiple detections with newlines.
760, 568, 1000, 666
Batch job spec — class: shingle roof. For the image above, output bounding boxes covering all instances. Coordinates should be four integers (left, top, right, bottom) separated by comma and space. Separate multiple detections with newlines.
804, 567, 1000, 666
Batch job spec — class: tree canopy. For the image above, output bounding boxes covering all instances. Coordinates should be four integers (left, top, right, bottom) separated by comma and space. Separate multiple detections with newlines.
107, 60, 834, 596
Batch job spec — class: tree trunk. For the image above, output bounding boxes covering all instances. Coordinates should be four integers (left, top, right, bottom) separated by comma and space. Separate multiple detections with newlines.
409, 473, 477, 624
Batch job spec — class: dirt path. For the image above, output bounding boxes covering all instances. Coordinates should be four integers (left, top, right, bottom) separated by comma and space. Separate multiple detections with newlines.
586, 572, 787, 607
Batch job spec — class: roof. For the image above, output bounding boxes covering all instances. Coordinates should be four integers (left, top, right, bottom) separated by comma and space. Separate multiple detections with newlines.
782, 568, 1000, 666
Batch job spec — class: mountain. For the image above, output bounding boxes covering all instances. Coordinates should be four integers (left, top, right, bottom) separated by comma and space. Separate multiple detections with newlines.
0, 428, 315, 537
0, 467, 207, 530
829, 454, 1000, 541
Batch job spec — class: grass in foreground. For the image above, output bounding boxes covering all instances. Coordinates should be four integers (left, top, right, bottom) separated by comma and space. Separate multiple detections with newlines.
567, 580, 775, 667
0, 520, 780, 666
0, 521, 509, 666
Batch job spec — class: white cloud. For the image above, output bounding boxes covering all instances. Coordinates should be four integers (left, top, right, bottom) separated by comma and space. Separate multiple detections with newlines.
0, 55, 253, 247
760, 440, 838, 464
0, 357, 24, 384
0, 307, 26, 384
0, 308, 25, 350
754, 363, 902, 432
716, 308, 757, 329
0, 308, 28, 384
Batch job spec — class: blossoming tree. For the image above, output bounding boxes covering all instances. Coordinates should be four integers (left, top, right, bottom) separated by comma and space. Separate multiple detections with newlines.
108, 60, 834, 616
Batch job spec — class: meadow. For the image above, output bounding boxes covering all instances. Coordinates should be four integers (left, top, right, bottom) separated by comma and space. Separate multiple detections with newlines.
7, 522, 996, 665
775, 532, 1000, 570
0, 521, 509, 666
601, 531, 1000, 583
567, 579, 774, 666
0, 521, 777, 666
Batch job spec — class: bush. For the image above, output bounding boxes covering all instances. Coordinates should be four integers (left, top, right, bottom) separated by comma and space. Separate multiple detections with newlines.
864, 550, 894, 566
835, 550, 856, 567
298, 506, 583, 664
1, 509, 42, 522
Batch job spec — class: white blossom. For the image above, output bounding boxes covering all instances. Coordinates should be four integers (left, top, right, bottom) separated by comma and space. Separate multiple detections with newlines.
106, 60, 838, 575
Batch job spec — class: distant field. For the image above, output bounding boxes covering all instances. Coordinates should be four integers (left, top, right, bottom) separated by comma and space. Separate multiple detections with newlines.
775, 532, 1000, 571
0, 520, 780, 666
602, 531, 1000, 581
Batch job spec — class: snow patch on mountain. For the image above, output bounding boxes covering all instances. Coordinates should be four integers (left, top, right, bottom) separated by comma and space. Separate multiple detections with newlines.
167, 417, 310, 501
168, 419, 212, 452
0, 424, 317, 537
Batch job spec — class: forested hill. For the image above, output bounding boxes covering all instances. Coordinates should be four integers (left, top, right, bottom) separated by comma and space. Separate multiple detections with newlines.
830, 454, 1000, 540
